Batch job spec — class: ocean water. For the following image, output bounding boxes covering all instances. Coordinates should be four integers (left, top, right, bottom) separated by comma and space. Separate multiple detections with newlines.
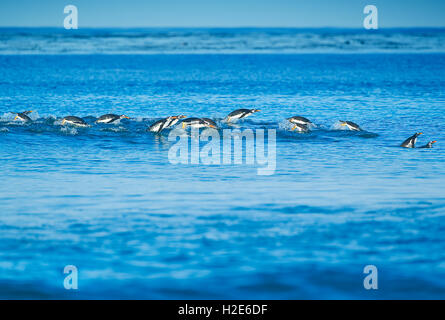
0, 29, 445, 299
1, 27, 445, 54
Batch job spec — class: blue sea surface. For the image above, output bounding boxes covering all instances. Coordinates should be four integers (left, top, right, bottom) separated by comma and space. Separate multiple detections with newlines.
0, 29, 445, 299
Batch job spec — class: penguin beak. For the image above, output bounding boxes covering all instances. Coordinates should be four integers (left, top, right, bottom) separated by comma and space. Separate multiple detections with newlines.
255, 109, 261, 112
291, 125, 297, 131
209, 125, 217, 129
123, 115, 130, 119
180, 115, 186, 119
419, 132, 423, 135
432, 141, 437, 144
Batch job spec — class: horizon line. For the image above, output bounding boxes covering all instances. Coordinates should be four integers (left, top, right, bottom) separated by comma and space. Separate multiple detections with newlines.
1, 26, 445, 29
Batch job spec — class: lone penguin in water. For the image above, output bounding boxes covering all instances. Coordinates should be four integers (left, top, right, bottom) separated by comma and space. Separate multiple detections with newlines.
287, 116, 312, 131
13, 110, 33, 122
339, 120, 362, 131
61, 116, 89, 127
96, 114, 130, 124
148, 115, 186, 133
226, 109, 260, 122
400, 132, 423, 148
419, 140, 437, 148
181, 117, 217, 129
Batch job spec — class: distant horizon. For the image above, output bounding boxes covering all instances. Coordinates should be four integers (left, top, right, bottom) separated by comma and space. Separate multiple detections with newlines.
1, 26, 445, 30
2, 24, 444, 55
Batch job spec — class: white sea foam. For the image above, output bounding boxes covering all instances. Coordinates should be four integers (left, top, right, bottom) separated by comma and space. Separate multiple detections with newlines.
60, 126, 78, 135
100, 126, 128, 133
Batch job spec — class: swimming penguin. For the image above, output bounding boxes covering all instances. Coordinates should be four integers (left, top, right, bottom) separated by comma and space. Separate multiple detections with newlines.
419, 140, 436, 148
96, 114, 130, 124
202, 118, 218, 128
13, 110, 33, 122
181, 117, 217, 129
61, 116, 89, 127
148, 115, 186, 133
290, 123, 309, 133
400, 132, 423, 148
288, 116, 312, 125
287, 116, 312, 130
226, 109, 260, 122
339, 120, 362, 131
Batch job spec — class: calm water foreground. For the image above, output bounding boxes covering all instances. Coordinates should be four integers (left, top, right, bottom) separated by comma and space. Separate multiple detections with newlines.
0, 53, 444, 299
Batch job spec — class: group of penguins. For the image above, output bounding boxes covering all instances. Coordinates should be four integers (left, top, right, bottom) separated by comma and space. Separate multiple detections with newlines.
12, 108, 436, 149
